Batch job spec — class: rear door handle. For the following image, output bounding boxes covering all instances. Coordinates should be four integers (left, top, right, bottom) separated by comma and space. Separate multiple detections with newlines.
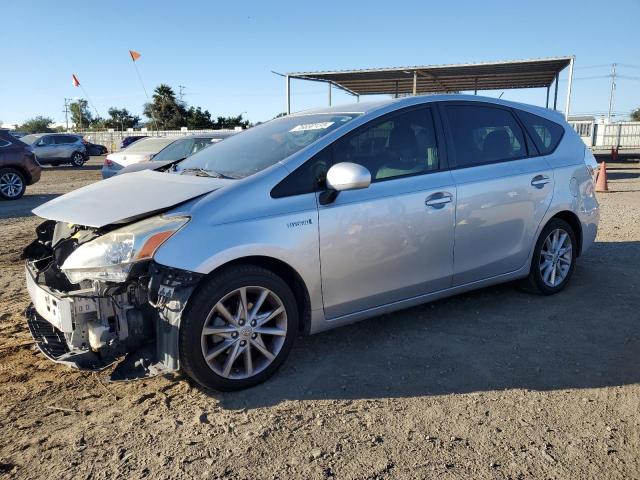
425, 192, 453, 208
531, 175, 550, 188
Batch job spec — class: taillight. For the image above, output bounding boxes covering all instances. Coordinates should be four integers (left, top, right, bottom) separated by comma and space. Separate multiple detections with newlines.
104, 158, 113, 167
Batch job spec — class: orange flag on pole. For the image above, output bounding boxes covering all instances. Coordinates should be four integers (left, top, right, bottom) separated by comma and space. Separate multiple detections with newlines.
72, 74, 80, 87
129, 50, 141, 62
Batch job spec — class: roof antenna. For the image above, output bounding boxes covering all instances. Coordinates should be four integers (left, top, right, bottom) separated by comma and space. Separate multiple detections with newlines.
498, 92, 504, 99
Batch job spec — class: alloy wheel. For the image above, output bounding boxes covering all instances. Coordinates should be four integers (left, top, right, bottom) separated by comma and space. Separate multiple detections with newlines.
72, 153, 84, 166
539, 228, 573, 287
0, 172, 24, 199
200, 286, 287, 379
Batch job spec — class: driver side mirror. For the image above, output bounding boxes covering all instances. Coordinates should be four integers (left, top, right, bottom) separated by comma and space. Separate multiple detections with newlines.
320, 162, 371, 205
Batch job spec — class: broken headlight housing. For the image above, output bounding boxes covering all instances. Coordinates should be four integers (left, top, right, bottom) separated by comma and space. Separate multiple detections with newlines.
61, 215, 189, 283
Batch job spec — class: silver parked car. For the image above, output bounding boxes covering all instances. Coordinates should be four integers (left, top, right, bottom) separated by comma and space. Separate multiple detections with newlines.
114, 132, 237, 176
20, 133, 88, 167
22, 95, 599, 391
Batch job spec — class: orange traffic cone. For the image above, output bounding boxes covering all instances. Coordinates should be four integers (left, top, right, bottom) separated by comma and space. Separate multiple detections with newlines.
596, 161, 609, 192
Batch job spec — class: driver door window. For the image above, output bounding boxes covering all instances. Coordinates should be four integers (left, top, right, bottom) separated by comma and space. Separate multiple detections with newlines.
333, 107, 439, 181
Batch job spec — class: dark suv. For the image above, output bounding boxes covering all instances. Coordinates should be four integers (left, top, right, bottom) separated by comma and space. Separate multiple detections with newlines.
20, 133, 87, 167
0, 130, 41, 200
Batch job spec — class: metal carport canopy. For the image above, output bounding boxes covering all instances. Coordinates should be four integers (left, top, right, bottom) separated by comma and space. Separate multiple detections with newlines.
285, 56, 575, 116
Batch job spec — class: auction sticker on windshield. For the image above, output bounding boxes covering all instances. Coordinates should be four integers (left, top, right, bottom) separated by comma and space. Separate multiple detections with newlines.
289, 122, 335, 132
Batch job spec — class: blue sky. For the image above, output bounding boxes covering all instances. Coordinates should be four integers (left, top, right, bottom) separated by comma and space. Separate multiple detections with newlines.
1, 0, 638, 126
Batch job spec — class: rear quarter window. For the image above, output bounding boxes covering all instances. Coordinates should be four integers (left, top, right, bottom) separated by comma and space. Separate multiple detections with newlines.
516, 110, 564, 155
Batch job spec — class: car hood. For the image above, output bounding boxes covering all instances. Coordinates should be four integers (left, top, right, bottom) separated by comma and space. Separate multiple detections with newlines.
33, 170, 229, 228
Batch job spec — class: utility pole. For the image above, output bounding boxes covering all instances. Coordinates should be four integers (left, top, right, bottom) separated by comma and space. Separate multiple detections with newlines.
607, 63, 617, 122
178, 85, 186, 101
63, 98, 71, 131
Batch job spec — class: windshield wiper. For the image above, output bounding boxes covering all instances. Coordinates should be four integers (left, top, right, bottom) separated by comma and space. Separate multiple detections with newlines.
179, 168, 234, 179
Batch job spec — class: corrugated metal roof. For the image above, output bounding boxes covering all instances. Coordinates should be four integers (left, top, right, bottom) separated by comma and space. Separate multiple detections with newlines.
288, 57, 573, 95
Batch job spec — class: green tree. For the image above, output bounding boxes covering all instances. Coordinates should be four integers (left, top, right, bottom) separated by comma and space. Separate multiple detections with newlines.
631, 108, 640, 122
18, 116, 55, 133
143, 84, 187, 130
69, 99, 93, 130
104, 107, 140, 130
185, 106, 215, 129
214, 114, 249, 129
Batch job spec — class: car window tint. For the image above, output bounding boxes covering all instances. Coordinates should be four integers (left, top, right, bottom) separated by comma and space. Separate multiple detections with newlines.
40, 136, 53, 145
54, 136, 71, 144
271, 147, 332, 198
153, 139, 194, 161
332, 107, 439, 181
444, 105, 527, 167
516, 110, 564, 154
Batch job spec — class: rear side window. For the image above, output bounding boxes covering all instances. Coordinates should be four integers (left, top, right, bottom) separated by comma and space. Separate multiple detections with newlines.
443, 104, 527, 167
516, 110, 564, 154
54, 135, 75, 144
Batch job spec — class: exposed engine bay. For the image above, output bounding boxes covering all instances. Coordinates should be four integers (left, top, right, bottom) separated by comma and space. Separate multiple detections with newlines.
22, 219, 202, 379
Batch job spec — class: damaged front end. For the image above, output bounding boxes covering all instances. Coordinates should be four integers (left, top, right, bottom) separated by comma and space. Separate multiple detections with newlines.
22, 217, 202, 380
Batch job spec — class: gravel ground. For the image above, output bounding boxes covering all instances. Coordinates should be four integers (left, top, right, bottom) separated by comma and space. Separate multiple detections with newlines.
0, 158, 639, 480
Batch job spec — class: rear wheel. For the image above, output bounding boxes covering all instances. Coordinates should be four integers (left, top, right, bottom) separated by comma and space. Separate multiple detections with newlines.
0, 168, 26, 200
179, 265, 299, 391
71, 152, 85, 167
525, 218, 577, 295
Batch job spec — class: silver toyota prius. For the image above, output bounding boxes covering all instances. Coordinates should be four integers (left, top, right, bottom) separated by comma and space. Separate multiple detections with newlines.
22, 95, 599, 391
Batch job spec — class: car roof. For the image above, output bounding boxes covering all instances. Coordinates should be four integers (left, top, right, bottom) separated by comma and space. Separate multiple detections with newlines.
296, 94, 564, 123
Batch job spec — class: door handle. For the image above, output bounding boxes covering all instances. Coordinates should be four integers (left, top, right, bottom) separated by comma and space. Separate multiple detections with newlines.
425, 192, 453, 208
531, 175, 550, 188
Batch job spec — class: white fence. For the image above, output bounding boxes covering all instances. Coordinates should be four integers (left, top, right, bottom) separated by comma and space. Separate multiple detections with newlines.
568, 120, 640, 149
76, 128, 240, 153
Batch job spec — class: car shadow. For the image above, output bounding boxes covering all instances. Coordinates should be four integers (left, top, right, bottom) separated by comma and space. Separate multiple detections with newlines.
0, 194, 59, 219
215, 240, 640, 410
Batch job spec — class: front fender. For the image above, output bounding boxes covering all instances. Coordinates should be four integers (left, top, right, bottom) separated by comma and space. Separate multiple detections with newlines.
154, 208, 323, 311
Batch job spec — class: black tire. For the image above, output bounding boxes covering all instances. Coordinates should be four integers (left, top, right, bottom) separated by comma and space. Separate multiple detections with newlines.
524, 218, 577, 295
71, 152, 85, 167
180, 264, 299, 391
0, 168, 26, 200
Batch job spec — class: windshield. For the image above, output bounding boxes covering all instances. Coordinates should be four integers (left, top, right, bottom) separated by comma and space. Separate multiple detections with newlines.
177, 113, 360, 179
153, 137, 216, 162
123, 137, 174, 153
20, 134, 40, 145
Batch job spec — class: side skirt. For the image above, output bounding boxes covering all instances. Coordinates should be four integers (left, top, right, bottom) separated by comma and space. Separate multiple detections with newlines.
309, 265, 530, 334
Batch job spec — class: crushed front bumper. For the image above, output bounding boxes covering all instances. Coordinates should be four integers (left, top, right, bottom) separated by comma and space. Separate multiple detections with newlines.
24, 259, 202, 380
26, 305, 115, 371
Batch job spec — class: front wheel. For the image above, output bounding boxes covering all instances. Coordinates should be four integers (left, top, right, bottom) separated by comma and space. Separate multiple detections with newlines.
71, 152, 85, 167
525, 218, 577, 295
179, 265, 299, 391
0, 168, 26, 200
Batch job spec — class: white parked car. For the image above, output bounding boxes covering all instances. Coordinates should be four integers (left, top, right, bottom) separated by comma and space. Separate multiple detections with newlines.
102, 137, 174, 178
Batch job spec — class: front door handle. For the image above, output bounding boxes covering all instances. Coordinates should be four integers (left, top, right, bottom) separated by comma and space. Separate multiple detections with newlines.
425, 192, 453, 208
531, 175, 550, 188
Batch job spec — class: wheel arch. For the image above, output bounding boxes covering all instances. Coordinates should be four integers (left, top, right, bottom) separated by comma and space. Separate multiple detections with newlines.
1, 164, 30, 182
549, 210, 583, 256
203, 255, 312, 335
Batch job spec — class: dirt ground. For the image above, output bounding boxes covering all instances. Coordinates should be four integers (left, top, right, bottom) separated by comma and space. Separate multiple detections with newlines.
0, 158, 639, 480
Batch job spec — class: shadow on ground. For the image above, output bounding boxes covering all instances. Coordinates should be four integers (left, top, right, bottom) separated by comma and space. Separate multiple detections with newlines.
215, 240, 640, 409
0, 194, 59, 219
